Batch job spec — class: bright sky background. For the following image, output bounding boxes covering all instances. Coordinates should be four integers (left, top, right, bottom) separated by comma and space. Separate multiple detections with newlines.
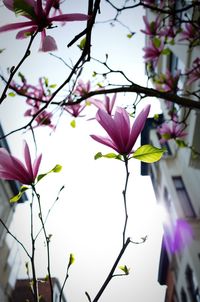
0, 1, 166, 301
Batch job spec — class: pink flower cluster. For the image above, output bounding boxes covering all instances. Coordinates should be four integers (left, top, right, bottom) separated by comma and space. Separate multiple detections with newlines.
155, 69, 181, 93
157, 121, 187, 143
11, 76, 55, 129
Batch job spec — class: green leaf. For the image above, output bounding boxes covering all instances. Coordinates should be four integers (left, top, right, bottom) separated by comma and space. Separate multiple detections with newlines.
102, 153, 118, 158
176, 139, 187, 148
94, 152, 122, 160
37, 165, 62, 182
132, 144, 166, 163
52, 164, 62, 173
8, 92, 16, 97
161, 48, 171, 55
94, 152, 102, 160
10, 185, 29, 203
13, 0, 36, 18
153, 37, 161, 48
70, 119, 76, 128
119, 265, 130, 275
78, 37, 86, 50
92, 71, 97, 77
127, 33, 133, 39
49, 84, 57, 88
68, 253, 75, 268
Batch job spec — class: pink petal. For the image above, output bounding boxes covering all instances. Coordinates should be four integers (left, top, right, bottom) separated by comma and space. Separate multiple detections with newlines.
48, 13, 89, 23
90, 135, 119, 153
114, 107, 130, 147
0, 21, 35, 33
40, 34, 57, 52
23, 141, 34, 179
129, 104, 151, 147
96, 109, 120, 146
33, 154, 42, 179
16, 26, 37, 39
0, 148, 31, 183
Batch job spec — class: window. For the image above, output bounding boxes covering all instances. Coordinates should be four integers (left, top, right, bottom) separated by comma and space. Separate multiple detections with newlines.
172, 177, 196, 218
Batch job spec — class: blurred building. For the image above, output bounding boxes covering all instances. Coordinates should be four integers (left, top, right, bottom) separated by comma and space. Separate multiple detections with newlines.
0, 125, 27, 301
11, 278, 67, 302
142, 2, 200, 302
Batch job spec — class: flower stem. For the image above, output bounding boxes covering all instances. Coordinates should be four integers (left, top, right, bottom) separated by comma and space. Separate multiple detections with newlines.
92, 237, 131, 302
122, 156, 130, 246
32, 186, 54, 302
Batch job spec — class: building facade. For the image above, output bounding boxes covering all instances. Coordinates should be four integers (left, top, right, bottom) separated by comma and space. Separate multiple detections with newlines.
142, 2, 200, 301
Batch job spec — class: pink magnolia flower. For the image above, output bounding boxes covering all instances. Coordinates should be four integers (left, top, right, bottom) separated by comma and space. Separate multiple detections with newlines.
91, 105, 151, 155
186, 57, 200, 85
64, 102, 86, 118
143, 39, 164, 67
157, 122, 187, 143
155, 69, 181, 92
0, 141, 42, 185
164, 219, 193, 254
74, 80, 91, 97
90, 94, 116, 115
141, 15, 161, 36
0, 0, 89, 51
179, 23, 200, 45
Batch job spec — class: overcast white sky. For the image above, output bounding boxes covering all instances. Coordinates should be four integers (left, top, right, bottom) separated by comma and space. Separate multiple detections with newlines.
0, 1, 166, 301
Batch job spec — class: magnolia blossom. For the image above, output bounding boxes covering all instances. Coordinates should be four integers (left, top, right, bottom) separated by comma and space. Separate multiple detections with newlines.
64, 103, 87, 118
164, 219, 193, 254
90, 94, 116, 115
0, 0, 89, 51
91, 105, 151, 155
74, 80, 91, 97
0, 141, 42, 185
141, 15, 161, 36
10, 76, 54, 128
186, 57, 200, 85
143, 39, 164, 67
155, 69, 181, 92
157, 122, 187, 143
179, 23, 200, 45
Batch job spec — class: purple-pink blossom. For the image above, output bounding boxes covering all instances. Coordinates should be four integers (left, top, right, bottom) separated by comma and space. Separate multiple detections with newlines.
155, 69, 181, 93
91, 105, 151, 156
179, 23, 200, 45
90, 94, 116, 115
186, 57, 200, 85
64, 102, 87, 118
157, 121, 187, 143
0, 0, 89, 51
74, 80, 91, 97
0, 141, 42, 185
143, 39, 164, 67
141, 15, 161, 36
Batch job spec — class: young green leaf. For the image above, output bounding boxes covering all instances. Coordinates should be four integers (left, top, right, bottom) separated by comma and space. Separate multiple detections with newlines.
132, 144, 166, 163
119, 265, 130, 275
70, 119, 76, 128
10, 185, 29, 203
78, 37, 86, 50
68, 253, 75, 268
94, 152, 102, 160
8, 92, 16, 97
37, 165, 62, 182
